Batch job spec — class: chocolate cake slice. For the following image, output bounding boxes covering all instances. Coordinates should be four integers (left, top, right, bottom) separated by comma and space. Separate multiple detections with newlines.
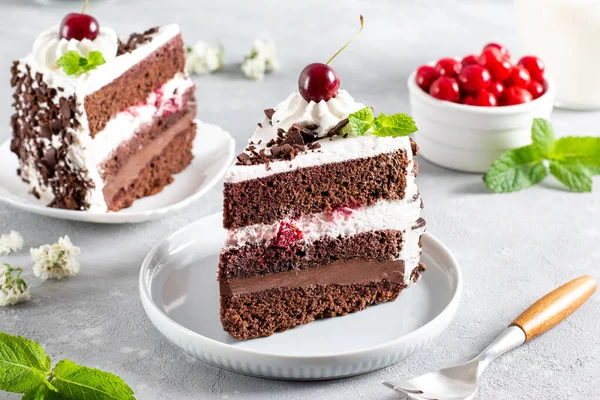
10, 22, 196, 212
219, 89, 426, 340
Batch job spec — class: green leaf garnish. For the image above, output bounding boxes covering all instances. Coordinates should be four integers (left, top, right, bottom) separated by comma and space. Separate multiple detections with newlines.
0, 333, 54, 394
56, 51, 106, 76
484, 145, 547, 193
484, 118, 600, 193
0, 332, 134, 399
346, 107, 374, 136
52, 359, 134, 400
344, 107, 417, 138
372, 112, 418, 137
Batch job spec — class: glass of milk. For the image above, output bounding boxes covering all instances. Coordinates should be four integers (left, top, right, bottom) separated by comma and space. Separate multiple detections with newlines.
516, 0, 600, 110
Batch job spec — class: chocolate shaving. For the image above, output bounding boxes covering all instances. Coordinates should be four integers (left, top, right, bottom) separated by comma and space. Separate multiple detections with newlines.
326, 118, 349, 137
117, 27, 160, 55
264, 108, 275, 120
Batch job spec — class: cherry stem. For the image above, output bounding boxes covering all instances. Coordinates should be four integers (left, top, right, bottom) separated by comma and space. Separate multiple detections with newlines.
82, 0, 89, 14
326, 15, 364, 66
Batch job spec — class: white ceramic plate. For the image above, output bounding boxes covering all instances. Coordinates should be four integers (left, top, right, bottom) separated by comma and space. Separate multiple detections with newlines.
0, 121, 235, 223
139, 213, 463, 380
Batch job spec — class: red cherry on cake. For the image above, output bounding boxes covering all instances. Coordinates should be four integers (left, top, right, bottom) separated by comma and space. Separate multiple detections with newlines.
478, 47, 512, 81
461, 90, 497, 107
489, 81, 505, 99
458, 65, 491, 93
518, 55, 545, 82
299, 15, 364, 103
429, 76, 461, 102
415, 65, 440, 92
461, 54, 479, 67
59, 0, 99, 41
505, 65, 531, 88
298, 63, 340, 103
483, 43, 511, 61
500, 86, 533, 106
527, 80, 545, 99
435, 58, 461, 78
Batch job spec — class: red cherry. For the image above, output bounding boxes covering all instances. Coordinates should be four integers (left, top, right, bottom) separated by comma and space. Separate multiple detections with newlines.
527, 80, 545, 99
59, 13, 99, 41
435, 58, 461, 78
429, 77, 461, 103
273, 222, 303, 249
461, 90, 498, 107
415, 65, 440, 92
489, 81, 505, 99
500, 86, 533, 106
505, 66, 531, 88
458, 65, 491, 93
518, 56, 545, 83
478, 47, 512, 81
483, 43, 511, 61
461, 54, 479, 67
298, 63, 340, 103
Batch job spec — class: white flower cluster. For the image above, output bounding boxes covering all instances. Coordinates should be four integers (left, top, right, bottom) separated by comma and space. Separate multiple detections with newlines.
241, 38, 280, 80
0, 230, 23, 255
0, 264, 30, 307
185, 41, 223, 75
30, 236, 81, 280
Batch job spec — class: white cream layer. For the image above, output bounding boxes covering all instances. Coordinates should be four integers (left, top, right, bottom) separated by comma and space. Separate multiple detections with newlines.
225, 196, 424, 285
226, 134, 414, 183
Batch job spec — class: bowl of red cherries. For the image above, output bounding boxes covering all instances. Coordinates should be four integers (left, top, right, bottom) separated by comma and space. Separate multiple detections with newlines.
407, 43, 556, 173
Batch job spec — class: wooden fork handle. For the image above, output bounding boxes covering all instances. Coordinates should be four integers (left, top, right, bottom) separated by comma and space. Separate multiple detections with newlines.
510, 275, 597, 341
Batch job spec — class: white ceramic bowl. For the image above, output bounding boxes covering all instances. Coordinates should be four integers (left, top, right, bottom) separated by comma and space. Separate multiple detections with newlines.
407, 69, 556, 173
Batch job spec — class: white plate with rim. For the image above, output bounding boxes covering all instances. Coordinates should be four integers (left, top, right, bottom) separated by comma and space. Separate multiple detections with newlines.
139, 213, 463, 380
0, 120, 235, 224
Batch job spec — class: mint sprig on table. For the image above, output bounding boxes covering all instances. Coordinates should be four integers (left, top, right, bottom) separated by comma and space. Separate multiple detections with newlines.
56, 50, 106, 76
344, 106, 418, 137
484, 118, 600, 193
0, 332, 134, 400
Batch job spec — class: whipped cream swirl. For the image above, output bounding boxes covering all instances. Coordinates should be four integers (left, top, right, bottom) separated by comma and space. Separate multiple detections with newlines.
251, 90, 366, 144
32, 25, 118, 73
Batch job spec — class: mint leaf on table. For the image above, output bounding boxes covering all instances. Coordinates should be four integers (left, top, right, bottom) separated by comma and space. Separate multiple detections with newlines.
52, 359, 134, 400
346, 106, 374, 136
549, 160, 592, 192
531, 117, 555, 157
56, 51, 106, 76
0, 332, 55, 394
551, 136, 600, 174
484, 145, 547, 193
485, 118, 600, 193
372, 112, 418, 137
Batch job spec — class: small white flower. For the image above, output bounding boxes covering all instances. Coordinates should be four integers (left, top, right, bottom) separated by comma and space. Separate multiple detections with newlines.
185, 41, 223, 75
241, 38, 280, 80
0, 264, 30, 306
30, 236, 81, 280
0, 230, 24, 255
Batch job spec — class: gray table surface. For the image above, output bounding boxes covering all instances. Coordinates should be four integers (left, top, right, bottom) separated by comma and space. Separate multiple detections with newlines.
1, 1, 599, 399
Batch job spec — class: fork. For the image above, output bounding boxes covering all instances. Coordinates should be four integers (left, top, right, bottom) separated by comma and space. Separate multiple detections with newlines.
383, 275, 597, 400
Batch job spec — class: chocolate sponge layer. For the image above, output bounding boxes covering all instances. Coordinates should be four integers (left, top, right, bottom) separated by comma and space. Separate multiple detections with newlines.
223, 149, 411, 229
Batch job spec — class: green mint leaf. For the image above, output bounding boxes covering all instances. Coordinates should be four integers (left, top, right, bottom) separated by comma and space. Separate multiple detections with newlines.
372, 112, 418, 137
484, 145, 547, 193
56, 51, 105, 76
56, 51, 82, 76
345, 107, 374, 136
52, 359, 134, 400
84, 51, 106, 72
531, 118, 555, 157
22, 385, 61, 400
549, 160, 592, 192
551, 136, 600, 175
0, 332, 54, 394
